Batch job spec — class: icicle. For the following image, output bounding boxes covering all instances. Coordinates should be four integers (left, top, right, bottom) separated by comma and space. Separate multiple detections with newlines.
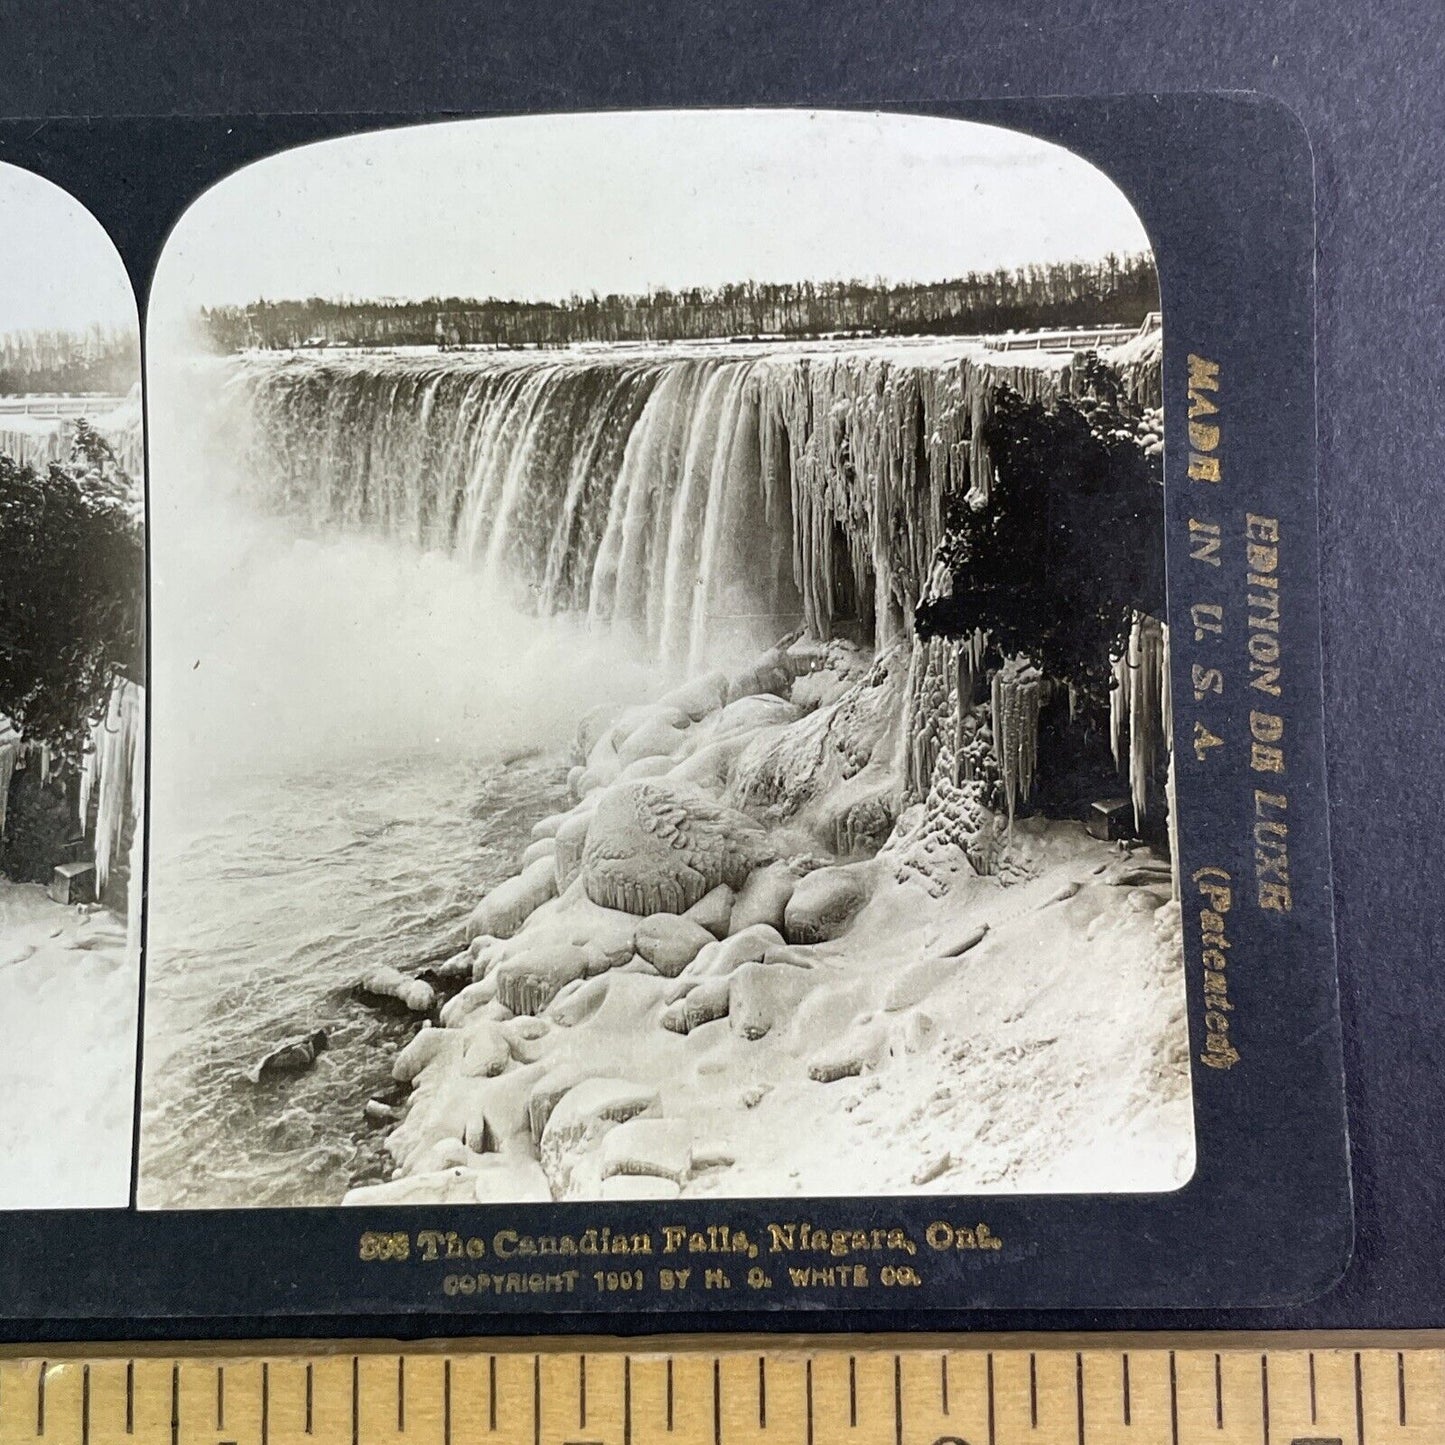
125, 693, 146, 952
91, 679, 142, 897
1109, 613, 1168, 829
1130, 616, 1166, 829
1109, 644, 1129, 770
0, 736, 19, 842
1165, 748, 1181, 901
79, 733, 98, 831
990, 656, 1042, 827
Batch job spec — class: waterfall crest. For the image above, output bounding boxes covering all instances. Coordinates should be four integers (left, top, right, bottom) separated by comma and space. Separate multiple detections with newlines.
228, 342, 1079, 671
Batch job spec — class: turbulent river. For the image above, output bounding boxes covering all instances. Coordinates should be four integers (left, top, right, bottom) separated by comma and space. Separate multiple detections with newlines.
139, 753, 570, 1208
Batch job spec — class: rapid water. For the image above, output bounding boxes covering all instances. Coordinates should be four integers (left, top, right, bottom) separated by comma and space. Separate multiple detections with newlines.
139, 753, 570, 1208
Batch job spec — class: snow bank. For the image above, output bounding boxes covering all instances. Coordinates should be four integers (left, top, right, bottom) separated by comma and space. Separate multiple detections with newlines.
0, 881, 138, 1208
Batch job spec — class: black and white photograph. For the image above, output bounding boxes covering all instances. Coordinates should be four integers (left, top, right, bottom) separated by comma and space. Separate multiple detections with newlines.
138, 109, 1190, 1210
0, 162, 145, 1209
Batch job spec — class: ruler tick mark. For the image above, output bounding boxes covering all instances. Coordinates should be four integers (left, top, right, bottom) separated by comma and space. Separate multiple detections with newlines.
1261, 1353, 1270, 1445
849, 1357, 857, 1428
940, 1354, 949, 1416
894, 1355, 903, 1445
489, 1357, 498, 1433
218, 1365, 226, 1430
1398, 1350, 1407, 1425
1074, 1353, 1085, 1445
1309, 1351, 1317, 1422
986, 1353, 996, 1445
306, 1364, 314, 1435
1355, 1351, 1366, 1445
262, 1362, 270, 1445
443, 1361, 452, 1445
666, 1359, 674, 1433
1122, 1353, 1131, 1426
579, 1355, 587, 1428
82, 1364, 91, 1445
713, 1358, 721, 1445
533, 1355, 541, 1445
1215, 1352, 1224, 1428
351, 1357, 360, 1445
398, 1356, 406, 1433
1169, 1351, 1179, 1445
758, 1356, 766, 1429
38, 1360, 47, 1436
805, 1360, 814, 1445
171, 1362, 179, 1445
126, 1360, 135, 1435
1029, 1353, 1038, 1430
624, 1357, 633, 1445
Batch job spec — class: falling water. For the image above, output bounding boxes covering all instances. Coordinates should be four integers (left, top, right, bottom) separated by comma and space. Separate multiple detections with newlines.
227, 341, 1078, 669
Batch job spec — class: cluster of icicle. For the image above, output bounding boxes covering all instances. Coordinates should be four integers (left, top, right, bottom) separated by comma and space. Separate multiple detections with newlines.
0, 718, 55, 846
756, 349, 1070, 644
990, 656, 1045, 826
1110, 613, 1171, 827
79, 678, 145, 897
1102, 329, 1164, 409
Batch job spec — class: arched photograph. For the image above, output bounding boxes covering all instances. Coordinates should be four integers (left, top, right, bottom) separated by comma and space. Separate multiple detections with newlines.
0, 163, 145, 1209
139, 109, 1188, 1209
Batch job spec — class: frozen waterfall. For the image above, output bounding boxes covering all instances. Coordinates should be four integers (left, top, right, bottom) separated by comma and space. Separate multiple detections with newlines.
228, 341, 1083, 673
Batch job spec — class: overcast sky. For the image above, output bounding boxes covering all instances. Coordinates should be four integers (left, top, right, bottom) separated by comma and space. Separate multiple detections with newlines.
0, 162, 138, 335
154, 109, 1151, 319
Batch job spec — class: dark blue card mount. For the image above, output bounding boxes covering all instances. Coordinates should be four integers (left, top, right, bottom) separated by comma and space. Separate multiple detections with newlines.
0, 95, 1349, 1320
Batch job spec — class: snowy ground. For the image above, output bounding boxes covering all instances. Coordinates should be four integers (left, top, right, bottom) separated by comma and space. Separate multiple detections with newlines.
0, 882, 138, 1209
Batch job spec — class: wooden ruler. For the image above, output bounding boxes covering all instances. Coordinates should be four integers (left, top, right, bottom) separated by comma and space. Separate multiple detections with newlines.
1, 1338, 1439, 1445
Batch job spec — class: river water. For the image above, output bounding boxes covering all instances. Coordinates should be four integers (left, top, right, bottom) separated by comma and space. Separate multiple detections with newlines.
137, 751, 569, 1208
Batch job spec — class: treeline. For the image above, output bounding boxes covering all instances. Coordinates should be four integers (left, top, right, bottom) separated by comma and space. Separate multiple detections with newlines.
0, 328, 140, 395
201, 255, 1159, 351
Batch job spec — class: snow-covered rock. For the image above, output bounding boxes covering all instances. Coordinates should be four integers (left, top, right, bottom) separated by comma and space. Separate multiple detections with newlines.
344, 1167, 478, 1205
580, 779, 770, 915
491, 943, 592, 1016
548, 974, 611, 1026
357, 965, 436, 1014
465, 855, 558, 941
552, 806, 595, 889
660, 977, 732, 1034
597, 1173, 681, 1200
599, 1117, 692, 1183
728, 960, 814, 1041
728, 862, 800, 935
615, 709, 692, 767
539, 1078, 660, 1195
635, 914, 716, 977
459, 1021, 511, 1078
783, 861, 877, 944
473, 1155, 553, 1202
392, 1025, 461, 1083
659, 670, 728, 721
